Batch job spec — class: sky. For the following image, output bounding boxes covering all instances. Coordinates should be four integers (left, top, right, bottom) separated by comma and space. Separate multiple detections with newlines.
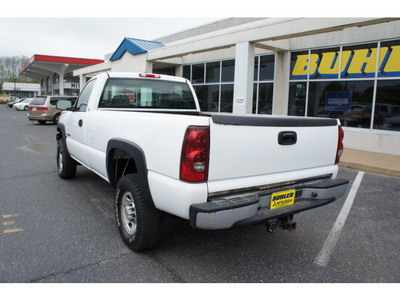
0, 0, 231, 59
0, 1, 390, 61
0, 17, 221, 59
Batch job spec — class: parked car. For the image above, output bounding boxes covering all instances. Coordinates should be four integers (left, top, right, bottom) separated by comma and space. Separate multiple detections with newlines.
28, 95, 77, 124
7, 98, 25, 108
14, 98, 33, 111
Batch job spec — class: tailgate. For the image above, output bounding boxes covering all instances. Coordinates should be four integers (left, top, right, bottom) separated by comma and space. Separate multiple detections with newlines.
208, 114, 340, 193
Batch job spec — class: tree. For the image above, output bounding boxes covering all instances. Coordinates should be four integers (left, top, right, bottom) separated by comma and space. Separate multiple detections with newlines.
0, 56, 38, 93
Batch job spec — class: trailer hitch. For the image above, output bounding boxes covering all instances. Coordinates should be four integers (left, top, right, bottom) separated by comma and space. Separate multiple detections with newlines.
266, 215, 296, 233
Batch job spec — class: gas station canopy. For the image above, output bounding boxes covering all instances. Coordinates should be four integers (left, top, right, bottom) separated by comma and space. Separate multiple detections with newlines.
19, 54, 104, 80
19, 55, 104, 95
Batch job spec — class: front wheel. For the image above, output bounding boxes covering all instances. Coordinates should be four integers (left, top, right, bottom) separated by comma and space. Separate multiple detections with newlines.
57, 138, 77, 179
115, 174, 162, 252
53, 113, 61, 124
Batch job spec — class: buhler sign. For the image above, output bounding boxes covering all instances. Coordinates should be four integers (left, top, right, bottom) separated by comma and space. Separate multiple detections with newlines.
292, 44, 400, 79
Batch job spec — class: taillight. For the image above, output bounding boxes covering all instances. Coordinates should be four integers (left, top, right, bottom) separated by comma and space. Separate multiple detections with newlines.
335, 125, 344, 164
29, 107, 48, 111
180, 126, 210, 182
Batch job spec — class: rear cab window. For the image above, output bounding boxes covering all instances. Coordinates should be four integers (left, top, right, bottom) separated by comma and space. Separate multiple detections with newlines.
98, 78, 196, 110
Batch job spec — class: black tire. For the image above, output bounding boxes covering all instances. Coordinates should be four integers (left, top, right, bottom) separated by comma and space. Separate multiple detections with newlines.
57, 138, 77, 179
24, 106, 29, 111
115, 174, 162, 252
53, 113, 61, 124
38, 120, 46, 125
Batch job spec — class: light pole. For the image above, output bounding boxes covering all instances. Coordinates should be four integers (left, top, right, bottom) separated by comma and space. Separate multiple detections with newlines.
13, 78, 17, 98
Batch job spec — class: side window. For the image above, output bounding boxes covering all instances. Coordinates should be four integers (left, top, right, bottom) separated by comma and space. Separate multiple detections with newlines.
75, 79, 96, 112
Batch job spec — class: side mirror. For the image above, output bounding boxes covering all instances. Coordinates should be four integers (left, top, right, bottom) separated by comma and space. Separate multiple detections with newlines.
57, 99, 73, 110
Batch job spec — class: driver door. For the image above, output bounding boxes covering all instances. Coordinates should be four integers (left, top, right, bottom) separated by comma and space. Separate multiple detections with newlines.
65, 79, 96, 165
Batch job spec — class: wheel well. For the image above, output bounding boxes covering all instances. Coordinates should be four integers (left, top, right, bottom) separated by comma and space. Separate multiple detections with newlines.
108, 148, 138, 187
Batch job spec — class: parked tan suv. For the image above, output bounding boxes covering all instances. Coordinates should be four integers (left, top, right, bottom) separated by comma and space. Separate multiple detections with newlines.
28, 95, 77, 125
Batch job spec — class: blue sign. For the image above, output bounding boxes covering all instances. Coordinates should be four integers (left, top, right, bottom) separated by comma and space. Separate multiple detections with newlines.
325, 91, 352, 111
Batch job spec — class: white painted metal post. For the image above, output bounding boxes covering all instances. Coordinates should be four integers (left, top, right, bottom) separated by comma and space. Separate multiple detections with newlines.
59, 73, 64, 95
233, 42, 255, 114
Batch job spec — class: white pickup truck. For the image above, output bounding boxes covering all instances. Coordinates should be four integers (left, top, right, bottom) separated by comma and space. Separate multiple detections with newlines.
56, 72, 349, 251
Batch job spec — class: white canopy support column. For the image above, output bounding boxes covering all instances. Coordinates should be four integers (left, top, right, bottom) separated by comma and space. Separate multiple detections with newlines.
59, 73, 64, 95
79, 75, 87, 92
58, 64, 69, 95
233, 42, 255, 114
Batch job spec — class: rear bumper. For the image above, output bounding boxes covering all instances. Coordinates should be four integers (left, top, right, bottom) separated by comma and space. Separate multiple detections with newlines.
189, 177, 349, 229
27, 112, 53, 121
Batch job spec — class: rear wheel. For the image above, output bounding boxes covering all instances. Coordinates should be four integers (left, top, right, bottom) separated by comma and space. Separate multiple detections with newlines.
57, 139, 77, 179
115, 174, 162, 252
38, 120, 46, 125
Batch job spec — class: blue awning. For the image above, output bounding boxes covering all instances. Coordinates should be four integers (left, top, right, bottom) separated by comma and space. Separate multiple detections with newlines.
109, 38, 165, 61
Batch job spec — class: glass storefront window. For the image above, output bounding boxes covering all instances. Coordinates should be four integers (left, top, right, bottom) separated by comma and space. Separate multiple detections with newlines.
374, 80, 400, 131
259, 55, 275, 81
253, 54, 275, 114
288, 82, 307, 116
221, 60, 235, 82
185, 60, 234, 113
186, 56, 274, 114
220, 84, 233, 113
206, 62, 220, 83
253, 83, 273, 114
254, 57, 259, 81
308, 80, 374, 128
183, 65, 190, 80
192, 64, 204, 83
193, 85, 219, 112
153, 67, 175, 76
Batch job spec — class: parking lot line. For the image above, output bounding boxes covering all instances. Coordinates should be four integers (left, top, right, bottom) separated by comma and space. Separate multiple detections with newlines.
314, 171, 364, 267
4, 228, 23, 234
2, 214, 19, 218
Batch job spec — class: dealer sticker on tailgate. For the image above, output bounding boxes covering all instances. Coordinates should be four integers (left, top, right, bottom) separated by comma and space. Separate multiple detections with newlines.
270, 189, 296, 210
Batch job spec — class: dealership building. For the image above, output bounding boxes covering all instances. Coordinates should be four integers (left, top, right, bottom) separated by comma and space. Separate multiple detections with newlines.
60, 18, 400, 156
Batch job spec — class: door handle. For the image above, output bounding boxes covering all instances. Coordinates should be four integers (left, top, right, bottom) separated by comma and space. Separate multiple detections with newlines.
278, 131, 297, 145
78, 119, 83, 127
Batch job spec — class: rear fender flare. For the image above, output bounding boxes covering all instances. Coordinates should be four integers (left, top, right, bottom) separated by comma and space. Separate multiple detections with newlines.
106, 139, 155, 208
